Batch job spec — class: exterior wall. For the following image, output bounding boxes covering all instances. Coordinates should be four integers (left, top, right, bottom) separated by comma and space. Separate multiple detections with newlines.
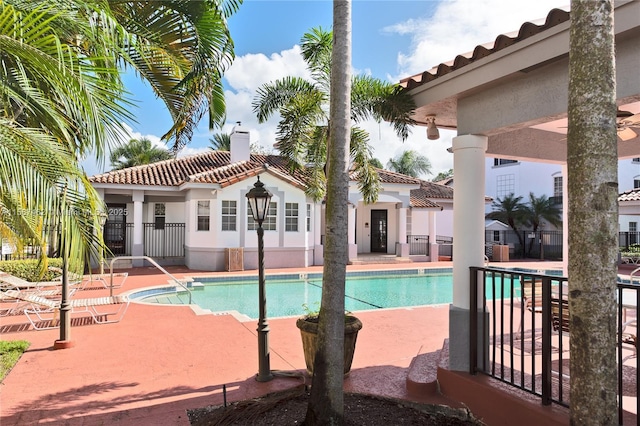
355, 201, 398, 254
485, 158, 640, 231
183, 173, 313, 270
410, 207, 453, 239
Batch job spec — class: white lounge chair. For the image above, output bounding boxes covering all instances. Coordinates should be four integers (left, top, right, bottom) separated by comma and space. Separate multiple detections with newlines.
2, 289, 129, 330
0, 272, 81, 316
47, 267, 129, 290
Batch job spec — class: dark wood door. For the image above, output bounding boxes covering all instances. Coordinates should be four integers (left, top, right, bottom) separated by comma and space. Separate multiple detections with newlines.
370, 210, 387, 253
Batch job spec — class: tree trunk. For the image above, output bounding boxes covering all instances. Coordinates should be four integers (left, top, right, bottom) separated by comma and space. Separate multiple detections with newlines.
567, 1, 618, 424
305, 1, 351, 425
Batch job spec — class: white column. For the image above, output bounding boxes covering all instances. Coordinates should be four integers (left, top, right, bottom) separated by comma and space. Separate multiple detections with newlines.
428, 210, 439, 262
449, 134, 488, 372
396, 206, 409, 256
562, 163, 568, 276
132, 191, 144, 265
347, 204, 357, 260
452, 134, 488, 308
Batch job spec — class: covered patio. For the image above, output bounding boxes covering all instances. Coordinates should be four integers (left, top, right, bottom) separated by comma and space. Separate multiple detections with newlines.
400, 1, 640, 375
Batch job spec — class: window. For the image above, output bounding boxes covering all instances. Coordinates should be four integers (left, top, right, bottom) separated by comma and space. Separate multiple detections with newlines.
493, 158, 517, 166
221, 201, 237, 231
196, 201, 210, 231
633, 158, 640, 163
306, 204, 311, 232
154, 203, 165, 230
285, 203, 299, 232
634, 177, 640, 189
496, 174, 515, 199
631, 222, 638, 245
248, 201, 277, 231
493, 230, 500, 242
553, 176, 563, 197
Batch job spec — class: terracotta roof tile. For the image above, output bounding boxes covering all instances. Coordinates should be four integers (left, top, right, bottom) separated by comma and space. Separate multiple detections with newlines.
90, 151, 456, 209
89, 151, 309, 189
373, 168, 422, 185
619, 189, 640, 202
399, 8, 570, 91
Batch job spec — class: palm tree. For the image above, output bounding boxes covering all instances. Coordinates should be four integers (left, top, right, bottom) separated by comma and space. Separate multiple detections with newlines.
523, 192, 562, 253
1, 0, 239, 269
252, 26, 415, 204
485, 194, 528, 252
105, 0, 241, 152
567, 0, 617, 422
387, 150, 432, 178
209, 133, 232, 151
110, 138, 173, 170
432, 168, 453, 182
305, 1, 351, 423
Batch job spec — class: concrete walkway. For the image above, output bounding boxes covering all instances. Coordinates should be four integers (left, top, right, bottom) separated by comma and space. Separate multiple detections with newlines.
0, 261, 561, 425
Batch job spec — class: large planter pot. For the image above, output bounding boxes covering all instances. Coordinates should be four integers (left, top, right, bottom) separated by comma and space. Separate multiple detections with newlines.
295, 315, 363, 376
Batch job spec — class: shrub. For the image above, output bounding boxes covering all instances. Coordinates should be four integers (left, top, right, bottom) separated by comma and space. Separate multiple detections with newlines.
0, 259, 64, 281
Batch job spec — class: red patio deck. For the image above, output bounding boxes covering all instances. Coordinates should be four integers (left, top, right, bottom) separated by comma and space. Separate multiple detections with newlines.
0, 261, 570, 425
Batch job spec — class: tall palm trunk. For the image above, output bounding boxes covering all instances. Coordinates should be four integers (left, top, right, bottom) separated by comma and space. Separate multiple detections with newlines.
567, 1, 618, 423
305, 1, 351, 424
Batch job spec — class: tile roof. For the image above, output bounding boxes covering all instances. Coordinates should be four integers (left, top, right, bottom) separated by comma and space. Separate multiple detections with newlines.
89, 151, 308, 189
399, 8, 570, 91
410, 180, 454, 209
619, 189, 640, 202
89, 150, 454, 208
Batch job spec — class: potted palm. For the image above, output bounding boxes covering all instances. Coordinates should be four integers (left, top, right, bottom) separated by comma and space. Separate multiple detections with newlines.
295, 306, 363, 376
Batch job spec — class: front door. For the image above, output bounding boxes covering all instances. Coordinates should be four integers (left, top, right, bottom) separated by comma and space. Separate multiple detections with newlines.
105, 204, 127, 255
370, 210, 387, 253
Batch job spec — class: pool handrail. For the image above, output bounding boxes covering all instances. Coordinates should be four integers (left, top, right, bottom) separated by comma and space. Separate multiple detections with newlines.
108, 256, 192, 303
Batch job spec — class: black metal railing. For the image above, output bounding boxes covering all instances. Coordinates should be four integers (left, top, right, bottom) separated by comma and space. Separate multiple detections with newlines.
437, 235, 453, 259
143, 223, 185, 257
406, 235, 429, 255
620, 232, 640, 249
470, 266, 639, 421
105, 222, 184, 258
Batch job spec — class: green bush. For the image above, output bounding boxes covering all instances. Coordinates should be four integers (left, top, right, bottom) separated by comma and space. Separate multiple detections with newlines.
0, 340, 30, 381
0, 258, 64, 281
627, 244, 640, 253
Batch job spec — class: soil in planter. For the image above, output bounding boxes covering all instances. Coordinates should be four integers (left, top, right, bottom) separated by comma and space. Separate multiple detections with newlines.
188, 385, 483, 426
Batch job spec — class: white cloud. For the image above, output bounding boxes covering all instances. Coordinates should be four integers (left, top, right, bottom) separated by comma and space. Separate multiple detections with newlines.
81, 123, 170, 176
388, 0, 570, 80
105, 0, 570, 183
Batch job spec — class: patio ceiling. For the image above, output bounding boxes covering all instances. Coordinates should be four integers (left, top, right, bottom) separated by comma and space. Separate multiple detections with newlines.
400, 1, 640, 165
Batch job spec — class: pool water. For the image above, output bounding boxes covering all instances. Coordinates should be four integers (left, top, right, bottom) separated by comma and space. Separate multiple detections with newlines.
135, 270, 517, 320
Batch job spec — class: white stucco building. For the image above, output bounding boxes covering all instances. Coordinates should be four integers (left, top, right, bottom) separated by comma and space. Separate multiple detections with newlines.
89, 125, 455, 270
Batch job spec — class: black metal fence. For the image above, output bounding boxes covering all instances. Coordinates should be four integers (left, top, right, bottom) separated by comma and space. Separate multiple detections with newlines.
406, 235, 429, 255
470, 267, 639, 421
620, 232, 640, 249
484, 230, 563, 260
143, 223, 185, 257
437, 235, 453, 259
105, 222, 185, 258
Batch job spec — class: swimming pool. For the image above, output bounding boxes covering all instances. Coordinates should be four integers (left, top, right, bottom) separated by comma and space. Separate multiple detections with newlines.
130, 268, 458, 320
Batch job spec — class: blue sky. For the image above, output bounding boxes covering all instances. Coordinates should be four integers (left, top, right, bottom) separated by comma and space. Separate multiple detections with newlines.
85, 0, 569, 177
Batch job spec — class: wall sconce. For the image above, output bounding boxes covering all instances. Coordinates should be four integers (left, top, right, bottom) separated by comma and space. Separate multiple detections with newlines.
426, 115, 440, 140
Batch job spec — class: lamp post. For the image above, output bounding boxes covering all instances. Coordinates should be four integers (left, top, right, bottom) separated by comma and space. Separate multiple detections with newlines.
245, 176, 273, 382
99, 212, 108, 275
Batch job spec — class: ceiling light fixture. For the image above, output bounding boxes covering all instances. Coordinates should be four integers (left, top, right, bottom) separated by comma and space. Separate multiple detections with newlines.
426, 115, 440, 140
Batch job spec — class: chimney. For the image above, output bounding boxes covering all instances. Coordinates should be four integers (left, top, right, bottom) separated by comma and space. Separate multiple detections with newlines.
230, 122, 251, 163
